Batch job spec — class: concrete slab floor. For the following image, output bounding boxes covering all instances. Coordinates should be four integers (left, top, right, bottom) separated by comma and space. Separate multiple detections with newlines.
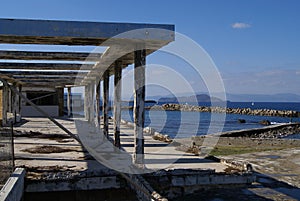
13, 117, 228, 179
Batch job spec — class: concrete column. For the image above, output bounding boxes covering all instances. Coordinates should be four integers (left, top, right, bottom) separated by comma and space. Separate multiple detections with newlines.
17, 85, 22, 123
2, 84, 8, 127
12, 84, 18, 124
89, 82, 95, 123
114, 61, 122, 148
8, 88, 12, 113
133, 48, 146, 164
84, 85, 89, 120
57, 87, 64, 117
67, 87, 72, 117
103, 71, 109, 138
96, 81, 101, 126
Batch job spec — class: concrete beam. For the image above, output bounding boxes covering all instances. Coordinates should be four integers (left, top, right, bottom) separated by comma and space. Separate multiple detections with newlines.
88, 82, 95, 123
133, 48, 146, 165
84, 85, 89, 120
57, 88, 64, 116
17, 78, 82, 83
0, 18, 174, 46
103, 71, 109, 138
0, 62, 94, 70
0, 50, 102, 61
96, 81, 101, 126
0, 168, 26, 201
67, 87, 72, 117
2, 84, 8, 126
12, 84, 17, 124
19, 80, 79, 85
17, 85, 22, 122
21, 83, 73, 88
113, 61, 122, 148
12, 75, 85, 80
0, 70, 89, 77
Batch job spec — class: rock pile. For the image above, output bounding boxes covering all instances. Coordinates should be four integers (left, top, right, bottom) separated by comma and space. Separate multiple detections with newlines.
219, 123, 300, 138
158, 104, 300, 118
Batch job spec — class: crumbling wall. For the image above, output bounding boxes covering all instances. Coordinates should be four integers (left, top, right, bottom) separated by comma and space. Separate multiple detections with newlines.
144, 169, 256, 199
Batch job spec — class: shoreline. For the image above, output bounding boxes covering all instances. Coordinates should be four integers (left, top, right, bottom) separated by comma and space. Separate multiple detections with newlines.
122, 103, 300, 118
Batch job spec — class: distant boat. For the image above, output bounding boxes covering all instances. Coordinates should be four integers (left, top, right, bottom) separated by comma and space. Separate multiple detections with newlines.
251, 102, 254, 106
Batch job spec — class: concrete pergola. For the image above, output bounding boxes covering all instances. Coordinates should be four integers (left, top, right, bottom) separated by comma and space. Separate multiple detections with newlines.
0, 18, 174, 164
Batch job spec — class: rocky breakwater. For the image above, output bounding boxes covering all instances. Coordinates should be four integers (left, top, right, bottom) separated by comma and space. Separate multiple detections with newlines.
160, 104, 300, 118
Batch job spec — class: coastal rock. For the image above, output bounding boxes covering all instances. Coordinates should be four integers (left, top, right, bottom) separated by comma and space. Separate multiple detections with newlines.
238, 119, 246, 123
259, 120, 271, 126
152, 132, 172, 143
149, 103, 300, 118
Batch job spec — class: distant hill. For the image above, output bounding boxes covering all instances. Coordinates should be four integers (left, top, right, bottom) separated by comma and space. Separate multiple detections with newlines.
226, 93, 300, 102
144, 92, 300, 103
158, 94, 223, 103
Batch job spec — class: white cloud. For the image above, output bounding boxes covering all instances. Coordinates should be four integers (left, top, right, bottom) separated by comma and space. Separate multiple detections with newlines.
231, 22, 251, 29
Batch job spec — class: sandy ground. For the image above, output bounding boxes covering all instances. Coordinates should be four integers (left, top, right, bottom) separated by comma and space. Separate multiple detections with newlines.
175, 137, 300, 200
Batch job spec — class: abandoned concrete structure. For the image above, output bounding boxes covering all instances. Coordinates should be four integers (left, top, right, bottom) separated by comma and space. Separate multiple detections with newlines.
0, 18, 174, 157
0, 18, 257, 201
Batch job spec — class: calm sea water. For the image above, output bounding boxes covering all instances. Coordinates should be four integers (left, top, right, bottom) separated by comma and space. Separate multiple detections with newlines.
121, 102, 300, 139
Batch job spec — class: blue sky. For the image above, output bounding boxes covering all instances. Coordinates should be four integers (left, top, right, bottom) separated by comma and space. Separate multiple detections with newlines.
1, 0, 300, 97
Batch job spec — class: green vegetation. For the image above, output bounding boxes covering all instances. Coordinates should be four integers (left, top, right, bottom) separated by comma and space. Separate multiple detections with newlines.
210, 146, 287, 156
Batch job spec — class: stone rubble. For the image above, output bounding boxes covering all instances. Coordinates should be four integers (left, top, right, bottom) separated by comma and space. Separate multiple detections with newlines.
147, 104, 300, 118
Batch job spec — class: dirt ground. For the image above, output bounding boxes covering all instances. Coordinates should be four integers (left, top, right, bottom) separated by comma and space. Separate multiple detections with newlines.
190, 137, 300, 156
175, 137, 300, 200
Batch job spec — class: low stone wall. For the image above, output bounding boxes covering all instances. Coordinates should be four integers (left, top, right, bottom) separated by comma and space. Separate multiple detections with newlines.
218, 122, 300, 138
0, 168, 26, 201
144, 169, 256, 199
147, 104, 300, 118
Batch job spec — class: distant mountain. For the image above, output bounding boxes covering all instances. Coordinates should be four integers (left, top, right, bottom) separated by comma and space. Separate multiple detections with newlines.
226, 93, 300, 102
158, 94, 223, 103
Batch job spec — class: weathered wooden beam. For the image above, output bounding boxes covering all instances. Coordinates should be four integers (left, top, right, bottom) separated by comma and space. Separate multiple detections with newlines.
102, 71, 109, 138
113, 61, 122, 148
67, 87, 72, 117
0, 50, 102, 61
0, 18, 174, 46
96, 81, 101, 126
0, 62, 94, 70
133, 48, 146, 165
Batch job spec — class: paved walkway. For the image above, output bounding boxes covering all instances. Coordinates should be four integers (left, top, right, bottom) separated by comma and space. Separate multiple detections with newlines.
13, 117, 227, 176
